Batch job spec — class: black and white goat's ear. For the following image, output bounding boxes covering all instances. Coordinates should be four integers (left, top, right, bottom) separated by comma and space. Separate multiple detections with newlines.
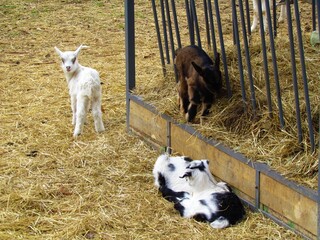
180, 171, 192, 179
191, 62, 204, 76
187, 161, 205, 170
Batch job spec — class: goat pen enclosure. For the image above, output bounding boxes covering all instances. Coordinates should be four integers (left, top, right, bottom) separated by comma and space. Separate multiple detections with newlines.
125, 0, 320, 239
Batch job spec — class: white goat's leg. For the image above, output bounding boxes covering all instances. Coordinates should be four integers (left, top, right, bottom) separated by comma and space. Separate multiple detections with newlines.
251, 11, 259, 32
84, 100, 91, 124
251, 0, 269, 33
263, 11, 268, 33
73, 95, 89, 137
91, 96, 105, 133
278, 5, 287, 23
70, 95, 77, 125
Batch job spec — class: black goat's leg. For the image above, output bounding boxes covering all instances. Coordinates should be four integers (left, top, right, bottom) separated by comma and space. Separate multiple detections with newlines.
201, 103, 212, 116
201, 93, 214, 116
186, 102, 198, 122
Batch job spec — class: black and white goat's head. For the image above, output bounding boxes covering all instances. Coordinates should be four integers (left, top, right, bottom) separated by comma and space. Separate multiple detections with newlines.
180, 160, 218, 189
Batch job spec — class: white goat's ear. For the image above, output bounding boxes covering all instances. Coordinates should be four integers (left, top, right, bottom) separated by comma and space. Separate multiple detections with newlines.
54, 46, 63, 57
74, 44, 89, 56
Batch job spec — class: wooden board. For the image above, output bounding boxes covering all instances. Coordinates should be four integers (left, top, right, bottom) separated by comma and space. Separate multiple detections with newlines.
170, 124, 256, 200
260, 174, 317, 235
129, 100, 167, 146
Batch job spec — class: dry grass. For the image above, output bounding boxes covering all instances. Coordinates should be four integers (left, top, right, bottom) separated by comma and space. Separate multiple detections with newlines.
0, 0, 306, 239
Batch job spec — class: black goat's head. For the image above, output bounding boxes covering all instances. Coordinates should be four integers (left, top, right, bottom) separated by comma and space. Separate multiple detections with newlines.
191, 53, 222, 91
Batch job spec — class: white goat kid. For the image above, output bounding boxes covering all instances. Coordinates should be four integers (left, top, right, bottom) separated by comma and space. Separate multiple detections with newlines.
251, 0, 287, 33
54, 45, 105, 137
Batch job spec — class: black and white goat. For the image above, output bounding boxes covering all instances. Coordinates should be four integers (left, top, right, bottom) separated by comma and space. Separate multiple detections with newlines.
153, 154, 245, 228
174, 45, 222, 122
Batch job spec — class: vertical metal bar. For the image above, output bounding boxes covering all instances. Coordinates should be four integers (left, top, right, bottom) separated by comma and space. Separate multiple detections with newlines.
257, 0, 273, 116
293, 0, 315, 151
190, 0, 201, 48
238, 0, 257, 112
171, 0, 182, 49
214, 0, 232, 97
255, 169, 261, 209
232, 0, 247, 110
273, 0, 277, 37
166, 0, 181, 83
265, 0, 285, 128
164, 0, 177, 83
207, 0, 217, 56
160, 0, 170, 64
166, 121, 172, 155
151, 0, 166, 76
185, 0, 195, 45
232, 7, 236, 45
312, 0, 316, 31
125, 0, 135, 131
203, 0, 211, 48
285, 0, 303, 144
317, 0, 320, 37
245, 0, 251, 36
165, 0, 174, 62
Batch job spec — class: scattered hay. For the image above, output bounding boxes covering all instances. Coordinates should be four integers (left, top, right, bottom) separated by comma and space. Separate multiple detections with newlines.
0, 0, 304, 239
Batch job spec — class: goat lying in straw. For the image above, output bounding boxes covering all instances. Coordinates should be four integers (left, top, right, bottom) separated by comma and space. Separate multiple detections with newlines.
153, 154, 245, 228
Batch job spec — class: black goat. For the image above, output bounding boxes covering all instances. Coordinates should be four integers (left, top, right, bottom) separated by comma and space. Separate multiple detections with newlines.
175, 45, 222, 122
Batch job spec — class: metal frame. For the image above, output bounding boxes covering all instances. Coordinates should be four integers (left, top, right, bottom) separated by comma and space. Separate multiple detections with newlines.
125, 0, 135, 132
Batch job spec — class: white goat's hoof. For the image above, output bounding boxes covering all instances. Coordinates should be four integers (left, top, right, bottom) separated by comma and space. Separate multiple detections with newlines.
73, 130, 81, 137
95, 122, 105, 132
96, 126, 105, 133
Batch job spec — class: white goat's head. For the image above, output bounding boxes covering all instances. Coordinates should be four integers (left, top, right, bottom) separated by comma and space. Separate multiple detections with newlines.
54, 45, 88, 74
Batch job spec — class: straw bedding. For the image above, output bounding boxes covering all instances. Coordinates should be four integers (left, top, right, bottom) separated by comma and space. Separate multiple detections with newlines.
0, 0, 307, 239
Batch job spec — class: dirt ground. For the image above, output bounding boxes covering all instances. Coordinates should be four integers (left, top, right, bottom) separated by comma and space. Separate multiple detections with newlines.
0, 0, 305, 239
